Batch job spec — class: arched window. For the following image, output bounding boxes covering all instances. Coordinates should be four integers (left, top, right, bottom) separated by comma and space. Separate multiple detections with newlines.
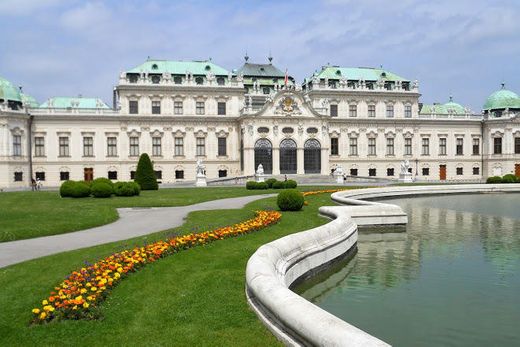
254, 139, 272, 174
304, 139, 321, 174
280, 139, 297, 174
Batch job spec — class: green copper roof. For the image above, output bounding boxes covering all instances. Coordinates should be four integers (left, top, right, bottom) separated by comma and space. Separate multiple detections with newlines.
21, 93, 39, 107
40, 97, 109, 109
311, 66, 409, 82
127, 59, 230, 76
236, 63, 285, 77
420, 96, 467, 115
483, 84, 520, 110
0, 76, 22, 102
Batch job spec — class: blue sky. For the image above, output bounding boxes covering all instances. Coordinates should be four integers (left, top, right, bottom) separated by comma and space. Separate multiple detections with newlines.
1, 0, 519, 111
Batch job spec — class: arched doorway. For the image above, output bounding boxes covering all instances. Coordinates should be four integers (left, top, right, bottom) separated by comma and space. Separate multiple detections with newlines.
254, 139, 272, 174
304, 139, 321, 174
280, 139, 297, 174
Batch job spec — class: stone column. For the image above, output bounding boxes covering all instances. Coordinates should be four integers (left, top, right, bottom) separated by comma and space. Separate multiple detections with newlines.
321, 147, 329, 175
244, 148, 255, 175
272, 148, 280, 175
297, 147, 305, 174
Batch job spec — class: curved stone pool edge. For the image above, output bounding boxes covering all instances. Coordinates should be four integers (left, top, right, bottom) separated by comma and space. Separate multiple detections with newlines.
245, 183, 520, 347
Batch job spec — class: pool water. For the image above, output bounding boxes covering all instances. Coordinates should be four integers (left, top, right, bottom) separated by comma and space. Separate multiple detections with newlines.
295, 193, 520, 346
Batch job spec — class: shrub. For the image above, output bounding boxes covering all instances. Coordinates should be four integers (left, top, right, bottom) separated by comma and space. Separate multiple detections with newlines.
91, 182, 113, 198
92, 177, 114, 188
272, 181, 285, 189
130, 182, 141, 195
284, 179, 298, 189
246, 181, 258, 190
486, 176, 503, 184
256, 182, 268, 190
277, 189, 304, 211
265, 178, 277, 188
134, 153, 158, 190
60, 180, 76, 197
114, 182, 140, 197
501, 174, 517, 183
70, 181, 91, 198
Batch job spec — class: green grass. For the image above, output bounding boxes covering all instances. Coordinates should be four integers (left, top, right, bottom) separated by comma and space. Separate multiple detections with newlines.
0, 186, 346, 242
0, 193, 335, 346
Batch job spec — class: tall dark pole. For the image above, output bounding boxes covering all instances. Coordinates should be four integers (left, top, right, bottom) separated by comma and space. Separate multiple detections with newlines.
27, 112, 33, 187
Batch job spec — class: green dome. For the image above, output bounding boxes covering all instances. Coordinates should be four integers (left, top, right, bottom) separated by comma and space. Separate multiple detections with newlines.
483, 85, 520, 110
444, 96, 466, 114
21, 93, 39, 107
0, 76, 22, 102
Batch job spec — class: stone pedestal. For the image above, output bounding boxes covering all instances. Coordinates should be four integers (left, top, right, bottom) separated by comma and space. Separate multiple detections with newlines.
333, 172, 344, 184
195, 173, 207, 187
398, 172, 413, 183
255, 174, 266, 183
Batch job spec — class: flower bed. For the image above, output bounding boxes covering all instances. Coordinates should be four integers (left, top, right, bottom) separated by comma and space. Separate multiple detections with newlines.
31, 210, 281, 324
302, 189, 346, 197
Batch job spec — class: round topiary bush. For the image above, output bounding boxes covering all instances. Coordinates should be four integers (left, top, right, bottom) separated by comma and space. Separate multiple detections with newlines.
114, 182, 135, 196
502, 174, 518, 183
486, 176, 502, 184
134, 153, 158, 190
60, 180, 76, 197
92, 177, 114, 189
272, 181, 284, 189
284, 179, 298, 189
256, 182, 268, 190
246, 181, 258, 190
265, 178, 277, 188
130, 182, 141, 196
277, 189, 304, 211
70, 181, 91, 198
91, 182, 113, 198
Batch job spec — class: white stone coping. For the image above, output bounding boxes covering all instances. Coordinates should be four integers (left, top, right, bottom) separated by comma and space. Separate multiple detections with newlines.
245, 183, 520, 346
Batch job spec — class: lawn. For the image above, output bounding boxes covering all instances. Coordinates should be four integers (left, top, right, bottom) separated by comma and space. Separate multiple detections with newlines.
0, 193, 336, 346
0, 185, 346, 242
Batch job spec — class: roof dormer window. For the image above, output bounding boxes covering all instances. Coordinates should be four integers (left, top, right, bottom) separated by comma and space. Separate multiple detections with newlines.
336, 70, 341, 76
195, 76, 204, 85
151, 64, 158, 70
205, 65, 211, 71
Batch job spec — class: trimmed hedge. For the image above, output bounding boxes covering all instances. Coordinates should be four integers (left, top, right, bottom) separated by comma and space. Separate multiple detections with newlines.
246, 181, 268, 190
59, 180, 76, 197
277, 189, 304, 211
486, 176, 502, 184
91, 182, 113, 198
114, 182, 141, 196
134, 153, 158, 190
92, 177, 114, 188
265, 178, 277, 188
70, 181, 91, 198
272, 181, 285, 189
285, 179, 297, 189
502, 174, 518, 183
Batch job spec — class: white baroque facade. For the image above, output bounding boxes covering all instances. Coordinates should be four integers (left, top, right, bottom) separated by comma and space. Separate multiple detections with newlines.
2, 59, 520, 188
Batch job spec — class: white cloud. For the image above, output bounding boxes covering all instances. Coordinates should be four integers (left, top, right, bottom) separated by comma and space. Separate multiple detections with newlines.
0, 0, 66, 16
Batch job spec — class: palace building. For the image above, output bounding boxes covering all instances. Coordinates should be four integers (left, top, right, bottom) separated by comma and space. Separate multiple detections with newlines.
2, 56, 520, 188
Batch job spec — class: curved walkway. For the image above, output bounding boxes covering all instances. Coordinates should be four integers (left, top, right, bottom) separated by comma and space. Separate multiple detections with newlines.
0, 194, 274, 269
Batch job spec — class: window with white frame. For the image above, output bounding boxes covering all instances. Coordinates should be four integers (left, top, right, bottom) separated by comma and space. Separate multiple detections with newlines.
218, 137, 227, 156
196, 101, 205, 115
368, 104, 376, 117
174, 137, 184, 156
217, 102, 226, 115
196, 137, 205, 156
386, 104, 394, 118
405, 104, 412, 118
439, 138, 447, 155
368, 138, 376, 156
152, 137, 162, 156
174, 101, 183, 115
349, 138, 358, 156
493, 137, 502, 154
59, 137, 69, 157
14, 171, 23, 182
129, 137, 139, 156
107, 137, 117, 157
152, 101, 161, 114
13, 135, 22, 156
404, 138, 412, 155
421, 138, 430, 155
330, 104, 338, 117
349, 104, 357, 117
456, 137, 464, 155
83, 137, 94, 157
472, 138, 480, 155
34, 136, 45, 157
386, 138, 394, 155
129, 100, 138, 114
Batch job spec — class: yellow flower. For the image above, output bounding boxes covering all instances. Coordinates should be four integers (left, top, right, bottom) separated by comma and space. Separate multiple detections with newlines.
39, 312, 47, 320
83, 302, 89, 309
32, 308, 40, 314
42, 300, 48, 305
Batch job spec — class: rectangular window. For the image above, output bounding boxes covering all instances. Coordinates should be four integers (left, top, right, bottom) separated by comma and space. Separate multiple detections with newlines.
154, 170, 162, 180
494, 138, 502, 154
422, 168, 430, 176
515, 138, 520, 154
456, 138, 464, 155
59, 137, 69, 157
218, 170, 227, 178
174, 101, 183, 115
456, 167, 463, 175
196, 101, 205, 115
404, 138, 412, 155
330, 138, 339, 155
368, 168, 376, 176
217, 102, 226, 115
387, 168, 394, 176
152, 137, 162, 156
152, 101, 161, 114
386, 104, 394, 118
368, 138, 376, 155
130, 171, 136, 180
174, 137, 184, 156
60, 171, 70, 181
129, 100, 138, 114
108, 171, 117, 180
14, 172, 23, 182
174, 76, 182, 84
196, 137, 205, 156
350, 168, 358, 176
218, 137, 227, 156
473, 167, 480, 175
83, 137, 94, 157
386, 138, 394, 155
330, 104, 338, 117
421, 138, 430, 156
13, 135, 22, 156
439, 138, 447, 155
349, 104, 357, 117
34, 136, 45, 157
107, 137, 117, 157
35, 171, 45, 181
472, 138, 480, 155
368, 104, 376, 117
349, 138, 358, 156
175, 170, 184, 179
129, 137, 139, 156
405, 105, 412, 118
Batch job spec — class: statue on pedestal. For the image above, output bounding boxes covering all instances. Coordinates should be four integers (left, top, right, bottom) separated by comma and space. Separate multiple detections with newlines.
255, 164, 265, 182
333, 165, 344, 184
195, 158, 207, 187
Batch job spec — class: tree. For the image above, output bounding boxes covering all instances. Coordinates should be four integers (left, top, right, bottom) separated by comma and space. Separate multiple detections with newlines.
134, 153, 158, 190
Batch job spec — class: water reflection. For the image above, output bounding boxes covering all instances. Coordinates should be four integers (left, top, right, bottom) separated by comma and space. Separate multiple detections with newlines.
296, 194, 520, 347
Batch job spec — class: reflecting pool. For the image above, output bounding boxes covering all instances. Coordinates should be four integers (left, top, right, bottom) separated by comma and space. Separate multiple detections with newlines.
295, 193, 520, 346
